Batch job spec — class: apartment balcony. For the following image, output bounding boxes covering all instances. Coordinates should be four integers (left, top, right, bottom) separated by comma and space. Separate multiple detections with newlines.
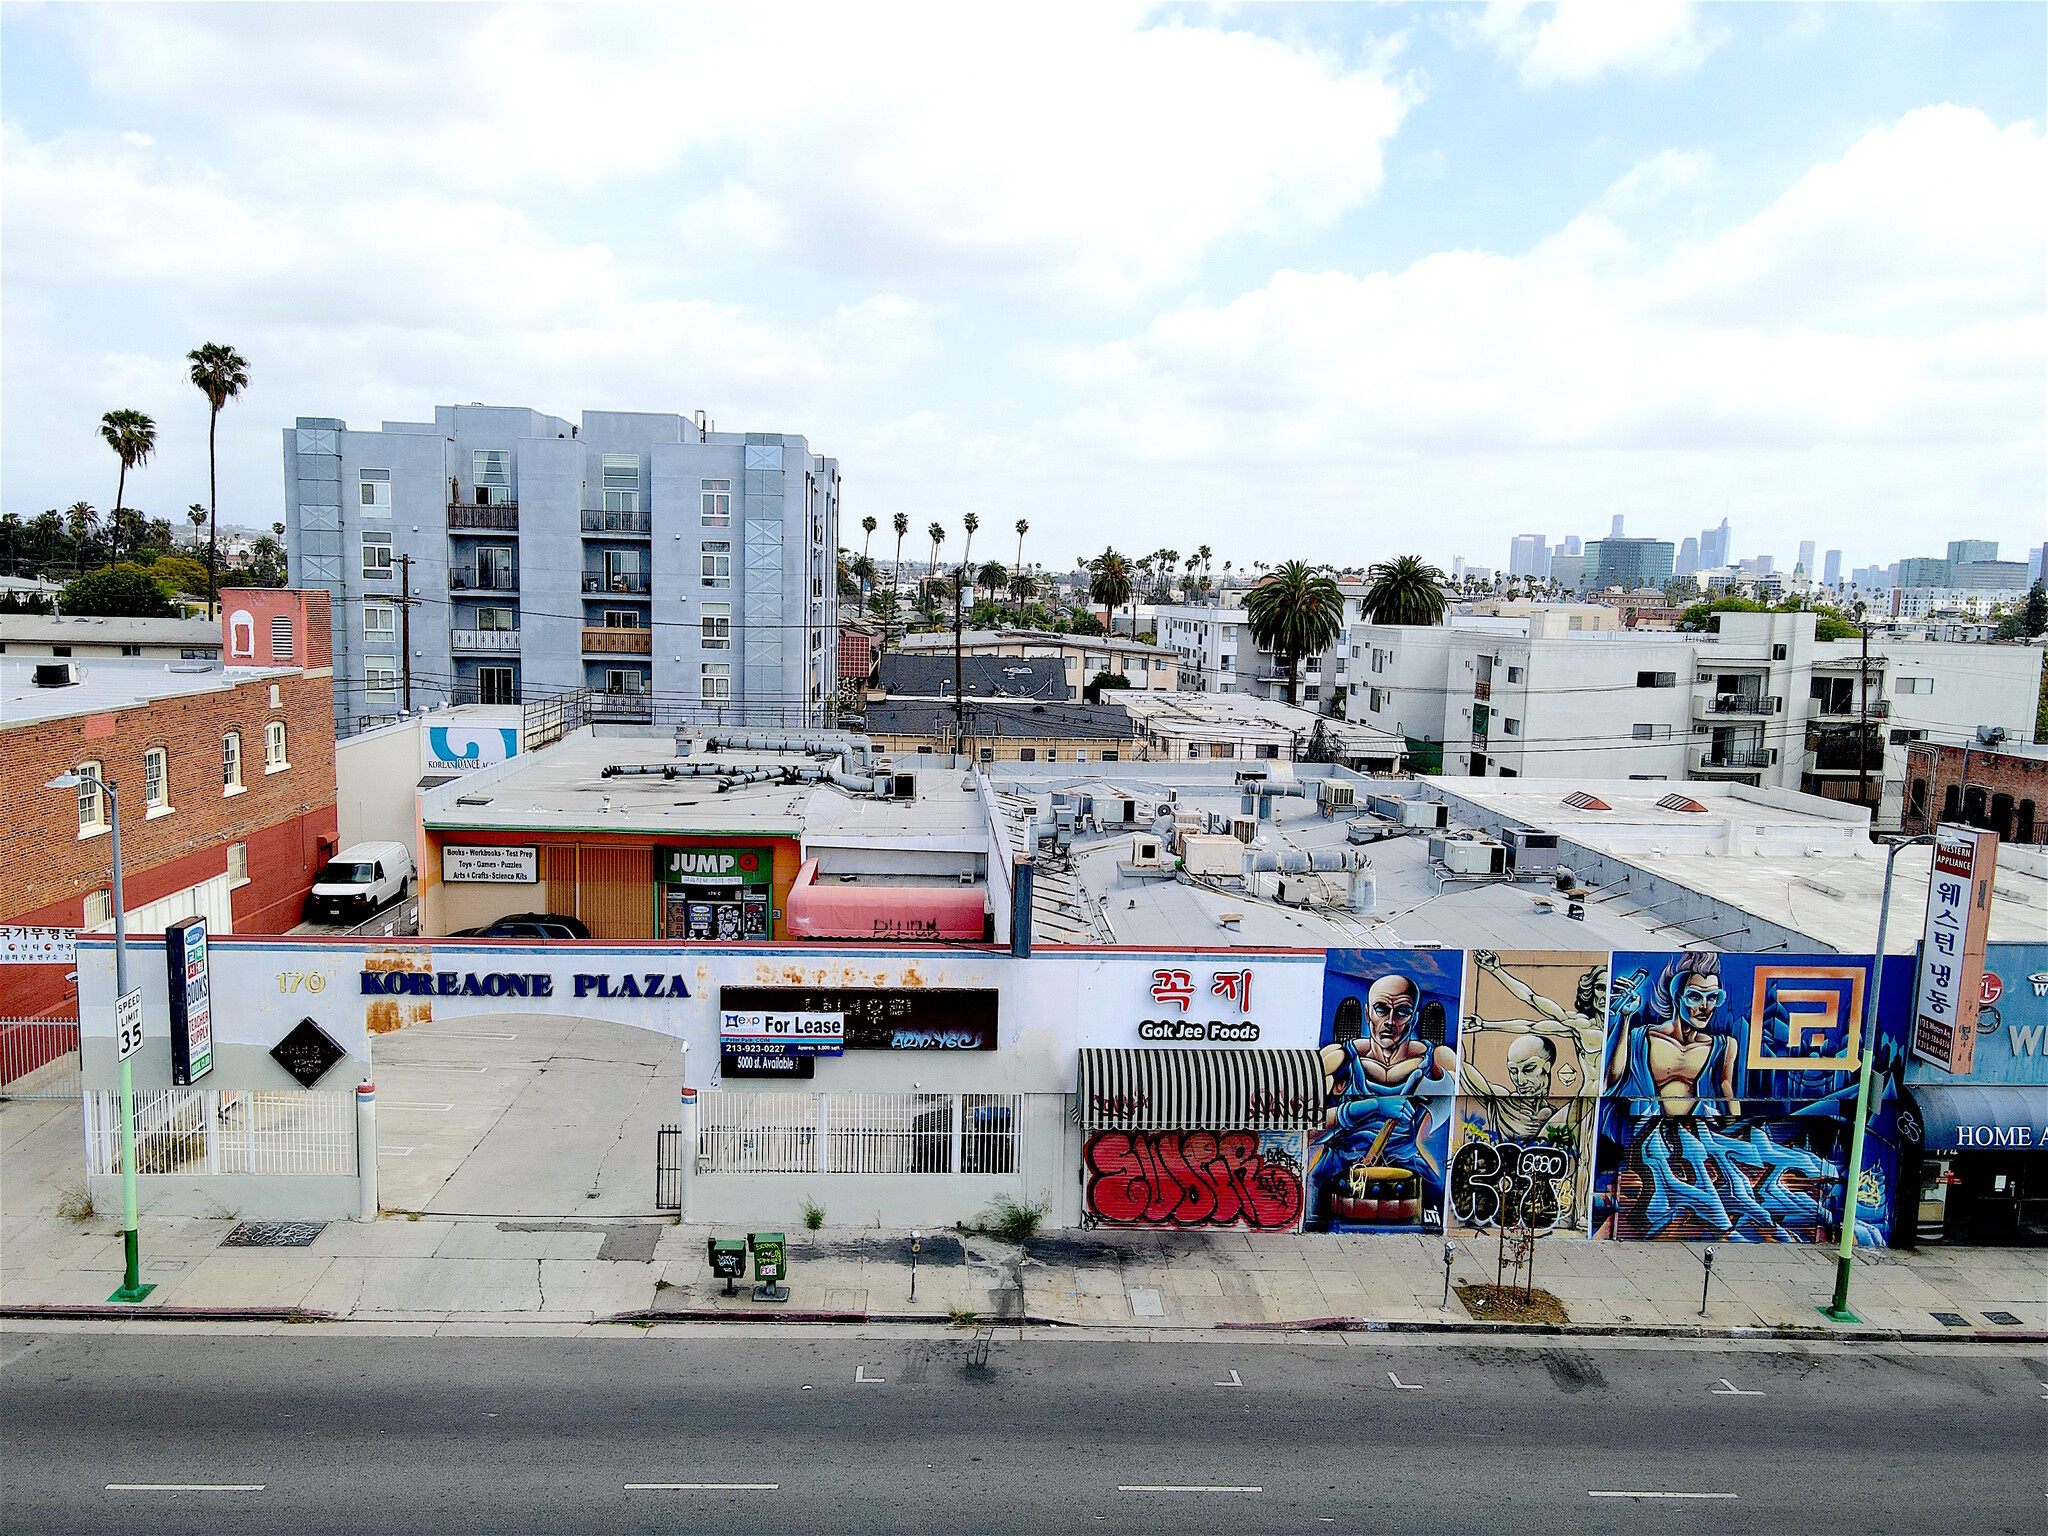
1695, 693, 1781, 718
451, 568, 519, 593
1693, 748, 1776, 774
583, 571, 651, 595
448, 503, 519, 531
451, 629, 520, 654
581, 509, 653, 536
589, 692, 654, 725
1814, 697, 1889, 720
582, 626, 652, 656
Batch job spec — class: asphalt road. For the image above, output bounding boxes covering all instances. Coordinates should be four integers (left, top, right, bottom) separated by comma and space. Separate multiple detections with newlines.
3, 1331, 2042, 1534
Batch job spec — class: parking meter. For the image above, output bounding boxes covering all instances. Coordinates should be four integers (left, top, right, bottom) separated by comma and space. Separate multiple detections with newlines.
910, 1230, 921, 1302
749, 1231, 789, 1303
708, 1237, 746, 1297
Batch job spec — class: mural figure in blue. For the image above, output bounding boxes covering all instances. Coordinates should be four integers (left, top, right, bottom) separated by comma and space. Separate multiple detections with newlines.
1311, 950, 1461, 1232
1594, 951, 1899, 1246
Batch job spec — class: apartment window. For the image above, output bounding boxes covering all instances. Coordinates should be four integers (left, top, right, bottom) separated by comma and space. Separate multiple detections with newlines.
1258, 744, 1281, 760
120, 644, 141, 657
473, 449, 511, 506
605, 669, 646, 695
1507, 666, 1523, 683
602, 454, 640, 514
1636, 671, 1676, 688
359, 469, 391, 515
362, 531, 393, 580
1369, 688, 1385, 712
222, 732, 242, 793
1188, 743, 1202, 758
602, 609, 641, 629
478, 606, 516, 632
701, 603, 731, 650
1102, 750, 1120, 762
1504, 718, 1521, 737
83, 888, 112, 928
701, 663, 732, 702
1895, 676, 1932, 695
1019, 748, 1037, 762
366, 664, 398, 699
144, 747, 168, 812
264, 720, 288, 771
1209, 743, 1236, 759
1772, 644, 1788, 661
701, 479, 732, 527
228, 841, 249, 888
702, 542, 732, 588
271, 614, 294, 657
77, 761, 106, 834
364, 603, 396, 639
980, 747, 995, 764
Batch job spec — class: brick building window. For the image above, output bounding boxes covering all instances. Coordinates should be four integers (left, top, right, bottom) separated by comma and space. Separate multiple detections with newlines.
228, 841, 249, 887
144, 748, 169, 814
264, 721, 288, 772
83, 889, 112, 928
76, 761, 106, 835
222, 731, 243, 793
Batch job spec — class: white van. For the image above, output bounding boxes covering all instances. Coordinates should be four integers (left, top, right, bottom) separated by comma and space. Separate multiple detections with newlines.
306, 840, 414, 923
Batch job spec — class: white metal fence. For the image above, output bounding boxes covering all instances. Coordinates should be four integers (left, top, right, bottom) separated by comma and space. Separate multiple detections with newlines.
83, 1089, 356, 1177
697, 1091, 1023, 1176
0, 1017, 81, 1101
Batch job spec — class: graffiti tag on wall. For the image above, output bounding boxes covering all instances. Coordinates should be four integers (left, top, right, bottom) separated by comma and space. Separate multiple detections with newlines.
1084, 1129, 1305, 1231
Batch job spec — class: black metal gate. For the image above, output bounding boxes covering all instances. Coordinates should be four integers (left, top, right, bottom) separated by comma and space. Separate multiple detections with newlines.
655, 1124, 684, 1211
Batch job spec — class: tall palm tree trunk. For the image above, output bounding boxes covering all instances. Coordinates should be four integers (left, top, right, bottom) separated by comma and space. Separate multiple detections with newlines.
207, 405, 220, 617
112, 464, 127, 565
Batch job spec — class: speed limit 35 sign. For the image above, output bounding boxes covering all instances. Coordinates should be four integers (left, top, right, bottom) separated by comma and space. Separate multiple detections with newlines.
114, 988, 145, 1062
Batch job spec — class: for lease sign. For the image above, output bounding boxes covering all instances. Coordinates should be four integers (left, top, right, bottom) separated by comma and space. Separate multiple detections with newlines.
719, 1009, 844, 1056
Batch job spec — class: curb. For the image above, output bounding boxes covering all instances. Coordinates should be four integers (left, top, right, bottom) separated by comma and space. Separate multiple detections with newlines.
1213, 1316, 2048, 1345
1, 1304, 335, 1324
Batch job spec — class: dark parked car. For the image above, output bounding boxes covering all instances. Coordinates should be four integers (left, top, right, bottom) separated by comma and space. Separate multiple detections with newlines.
453, 913, 592, 941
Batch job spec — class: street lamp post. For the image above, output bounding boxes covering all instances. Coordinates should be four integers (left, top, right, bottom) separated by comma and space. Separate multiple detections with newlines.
1822, 833, 1931, 1324
47, 771, 151, 1303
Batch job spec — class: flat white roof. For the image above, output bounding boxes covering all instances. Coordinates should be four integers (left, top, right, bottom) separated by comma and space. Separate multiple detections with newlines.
0, 656, 293, 728
0, 615, 221, 647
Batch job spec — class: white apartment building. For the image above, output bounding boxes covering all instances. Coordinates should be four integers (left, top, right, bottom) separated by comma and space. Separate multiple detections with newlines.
1346, 610, 2042, 827
1155, 584, 1365, 709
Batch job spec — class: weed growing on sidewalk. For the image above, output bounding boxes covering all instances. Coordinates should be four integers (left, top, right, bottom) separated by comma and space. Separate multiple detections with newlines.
948, 1305, 979, 1327
802, 1199, 825, 1231
55, 1185, 95, 1223
977, 1194, 1048, 1242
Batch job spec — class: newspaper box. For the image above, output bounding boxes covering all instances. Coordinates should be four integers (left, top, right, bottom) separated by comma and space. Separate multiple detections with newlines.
707, 1238, 747, 1296
748, 1231, 788, 1303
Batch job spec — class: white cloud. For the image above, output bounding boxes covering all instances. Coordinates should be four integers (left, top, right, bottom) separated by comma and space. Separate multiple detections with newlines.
1054, 106, 2044, 559
1475, 1, 1724, 88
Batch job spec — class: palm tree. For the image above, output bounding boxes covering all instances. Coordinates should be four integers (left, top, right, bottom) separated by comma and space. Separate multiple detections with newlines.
65, 501, 99, 574
1008, 570, 1038, 610
976, 560, 1007, 597
890, 512, 909, 589
1089, 549, 1133, 636
99, 408, 157, 565
1359, 555, 1450, 626
1197, 544, 1213, 588
860, 516, 877, 563
927, 523, 946, 602
187, 503, 209, 552
960, 512, 978, 572
188, 342, 250, 618
1014, 518, 1028, 575
1244, 560, 1346, 707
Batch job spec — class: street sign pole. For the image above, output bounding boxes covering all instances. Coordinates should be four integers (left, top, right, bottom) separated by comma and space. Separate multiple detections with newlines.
1822, 834, 1928, 1324
107, 782, 151, 1304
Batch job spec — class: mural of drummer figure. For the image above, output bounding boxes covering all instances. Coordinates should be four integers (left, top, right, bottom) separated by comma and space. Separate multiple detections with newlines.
1310, 951, 1462, 1231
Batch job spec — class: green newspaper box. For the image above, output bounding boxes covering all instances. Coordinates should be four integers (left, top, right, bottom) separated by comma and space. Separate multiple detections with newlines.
748, 1231, 788, 1302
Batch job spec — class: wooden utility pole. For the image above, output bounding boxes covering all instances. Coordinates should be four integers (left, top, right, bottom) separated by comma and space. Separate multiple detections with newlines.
1857, 619, 1869, 817
953, 556, 966, 752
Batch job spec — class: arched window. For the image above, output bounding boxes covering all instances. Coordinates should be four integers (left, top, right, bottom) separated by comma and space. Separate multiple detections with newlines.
230, 610, 255, 658
264, 720, 288, 771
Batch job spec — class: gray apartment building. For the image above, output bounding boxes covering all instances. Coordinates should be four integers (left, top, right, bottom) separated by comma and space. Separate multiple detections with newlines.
282, 405, 839, 735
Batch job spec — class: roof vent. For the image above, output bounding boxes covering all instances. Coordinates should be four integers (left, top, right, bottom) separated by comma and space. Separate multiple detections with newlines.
1561, 790, 1611, 811
32, 662, 78, 688
1655, 793, 1708, 813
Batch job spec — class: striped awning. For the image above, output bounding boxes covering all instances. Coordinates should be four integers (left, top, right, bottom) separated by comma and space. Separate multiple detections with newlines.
1077, 1048, 1325, 1132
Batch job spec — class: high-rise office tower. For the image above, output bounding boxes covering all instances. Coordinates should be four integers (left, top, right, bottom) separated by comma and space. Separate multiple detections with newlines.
1508, 534, 1549, 579
1562, 535, 1582, 557
1698, 518, 1731, 569
1946, 539, 1997, 568
1676, 537, 1700, 577
1610, 515, 1625, 538
1797, 540, 1815, 577
1822, 549, 1842, 587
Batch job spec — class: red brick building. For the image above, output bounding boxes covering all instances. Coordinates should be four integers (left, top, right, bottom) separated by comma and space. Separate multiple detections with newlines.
1901, 740, 2047, 845
0, 590, 339, 1019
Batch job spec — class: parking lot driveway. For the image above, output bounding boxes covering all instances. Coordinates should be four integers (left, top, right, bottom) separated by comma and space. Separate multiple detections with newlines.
375, 1013, 684, 1218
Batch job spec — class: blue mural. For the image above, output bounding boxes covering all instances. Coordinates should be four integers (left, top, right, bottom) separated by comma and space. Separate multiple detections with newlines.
1309, 950, 1462, 1232
1593, 952, 1904, 1245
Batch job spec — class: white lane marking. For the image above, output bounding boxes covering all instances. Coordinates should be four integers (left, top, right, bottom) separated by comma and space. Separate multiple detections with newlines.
625, 1483, 777, 1491
380, 1147, 415, 1157
107, 1484, 265, 1492
423, 1032, 517, 1040
2039, 1382, 2048, 1400
1710, 1378, 1765, 1397
1589, 1491, 1737, 1500
389, 1064, 489, 1073
1388, 1371, 1422, 1390
1119, 1485, 1261, 1494
385, 1102, 454, 1112
1213, 1369, 1242, 1387
855, 1365, 885, 1384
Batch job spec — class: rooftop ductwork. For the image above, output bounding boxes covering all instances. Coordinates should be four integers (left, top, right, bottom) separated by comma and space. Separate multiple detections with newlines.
701, 731, 876, 772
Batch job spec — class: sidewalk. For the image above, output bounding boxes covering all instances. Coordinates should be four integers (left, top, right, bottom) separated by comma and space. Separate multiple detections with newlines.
5, 1106, 2041, 1337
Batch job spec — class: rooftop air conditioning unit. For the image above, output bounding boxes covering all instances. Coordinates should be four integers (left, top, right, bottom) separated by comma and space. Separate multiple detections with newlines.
1503, 830, 1559, 873
32, 662, 79, 688
1400, 800, 1448, 830
1318, 781, 1356, 814
1443, 839, 1506, 875
1128, 834, 1167, 869
892, 773, 917, 800
1230, 816, 1258, 844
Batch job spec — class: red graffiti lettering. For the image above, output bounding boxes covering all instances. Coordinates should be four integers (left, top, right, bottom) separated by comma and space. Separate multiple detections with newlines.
1084, 1131, 1305, 1231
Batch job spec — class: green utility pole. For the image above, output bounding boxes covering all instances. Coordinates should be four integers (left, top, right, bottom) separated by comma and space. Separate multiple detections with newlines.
47, 771, 152, 1303
1823, 833, 1930, 1324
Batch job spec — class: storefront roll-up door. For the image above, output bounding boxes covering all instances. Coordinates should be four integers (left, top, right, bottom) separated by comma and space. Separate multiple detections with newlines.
577, 844, 655, 940
1077, 1048, 1324, 1233
545, 845, 577, 922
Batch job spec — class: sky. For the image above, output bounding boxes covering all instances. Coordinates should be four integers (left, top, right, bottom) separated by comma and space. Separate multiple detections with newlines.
3, 1, 2042, 577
